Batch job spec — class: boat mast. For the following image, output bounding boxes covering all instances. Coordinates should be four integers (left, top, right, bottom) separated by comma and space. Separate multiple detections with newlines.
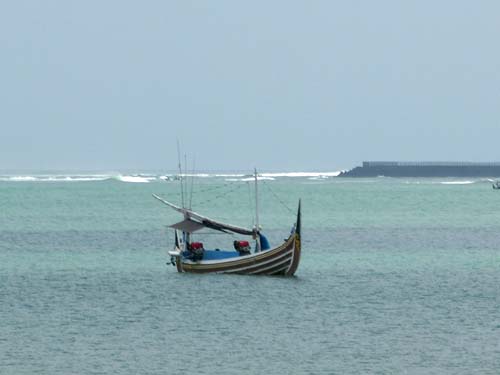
177, 140, 185, 209
254, 168, 259, 230
254, 168, 261, 252
176, 140, 189, 250
188, 156, 196, 209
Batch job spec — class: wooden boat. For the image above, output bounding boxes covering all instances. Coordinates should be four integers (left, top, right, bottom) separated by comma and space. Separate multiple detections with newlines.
153, 171, 301, 276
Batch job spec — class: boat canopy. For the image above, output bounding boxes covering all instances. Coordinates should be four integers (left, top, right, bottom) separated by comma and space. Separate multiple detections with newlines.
153, 194, 256, 235
169, 218, 206, 233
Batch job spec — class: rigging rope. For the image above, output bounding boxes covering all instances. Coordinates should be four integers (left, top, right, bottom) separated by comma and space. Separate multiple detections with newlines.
186, 180, 236, 196
161, 178, 295, 227
261, 180, 294, 215
161, 180, 238, 202
195, 181, 246, 208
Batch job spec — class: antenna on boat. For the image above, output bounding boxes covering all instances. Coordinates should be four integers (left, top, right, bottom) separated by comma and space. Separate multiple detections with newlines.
184, 153, 188, 208
176, 139, 185, 209
188, 156, 196, 209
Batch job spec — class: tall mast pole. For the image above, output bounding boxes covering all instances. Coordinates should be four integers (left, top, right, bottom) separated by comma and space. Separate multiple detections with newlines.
189, 156, 196, 210
184, 153, 188, 209
254, 168, 259, 231
254, 168, 260, 251
176, 139, 185, 209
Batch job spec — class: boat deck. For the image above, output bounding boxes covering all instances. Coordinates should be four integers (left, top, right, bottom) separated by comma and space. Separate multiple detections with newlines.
183, 249, 241, 261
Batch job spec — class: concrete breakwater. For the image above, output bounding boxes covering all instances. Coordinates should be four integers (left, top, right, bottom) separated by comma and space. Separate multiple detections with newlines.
339, 161, 500, 177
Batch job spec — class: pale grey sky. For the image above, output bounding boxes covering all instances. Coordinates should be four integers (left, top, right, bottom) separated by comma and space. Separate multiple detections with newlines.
1, 1, 499, 171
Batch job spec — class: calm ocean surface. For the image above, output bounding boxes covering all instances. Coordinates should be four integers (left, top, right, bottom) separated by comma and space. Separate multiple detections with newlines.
1, 174, 500, 374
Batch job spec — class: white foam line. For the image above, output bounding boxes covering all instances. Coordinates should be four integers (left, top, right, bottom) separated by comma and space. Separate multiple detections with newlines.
440, 181, 475, 185
115, 175, 154, 183
261, 171, 342, 177
1, 175, 111, 182
0, 170, 345, 182
7, 176, 38, 181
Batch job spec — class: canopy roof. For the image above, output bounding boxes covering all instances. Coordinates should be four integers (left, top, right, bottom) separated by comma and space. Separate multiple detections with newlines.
169, 219, 206, 233
153, 194, 255, 235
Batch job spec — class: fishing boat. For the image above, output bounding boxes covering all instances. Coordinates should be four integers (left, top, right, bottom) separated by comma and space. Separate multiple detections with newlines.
153, 170, 301, 276
487, 179, 500, 189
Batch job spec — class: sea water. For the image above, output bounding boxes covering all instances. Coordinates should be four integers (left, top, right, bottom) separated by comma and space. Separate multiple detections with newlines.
1, 174, 500, 374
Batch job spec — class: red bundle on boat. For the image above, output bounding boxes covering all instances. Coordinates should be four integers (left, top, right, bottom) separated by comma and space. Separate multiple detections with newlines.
190, 242, 204, 250
235, 240, 250, 248
233, 240, 251, 255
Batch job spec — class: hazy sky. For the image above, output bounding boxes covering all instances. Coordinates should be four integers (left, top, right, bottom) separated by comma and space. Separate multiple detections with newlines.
1, 1, 499, 171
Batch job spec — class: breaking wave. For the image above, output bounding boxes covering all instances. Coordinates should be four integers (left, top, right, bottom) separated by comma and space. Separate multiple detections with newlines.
7, 176, 38, 182
0, 174, 155, 183
0, 175, 110, 182
0, 171, 343, 183
226, 176, 276, 182
440, 180, 476, 185
260, 171, 342, 178
114, 175, 155, 183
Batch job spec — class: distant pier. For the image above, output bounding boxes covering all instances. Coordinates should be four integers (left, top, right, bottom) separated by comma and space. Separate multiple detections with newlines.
339, 161, 500, 177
